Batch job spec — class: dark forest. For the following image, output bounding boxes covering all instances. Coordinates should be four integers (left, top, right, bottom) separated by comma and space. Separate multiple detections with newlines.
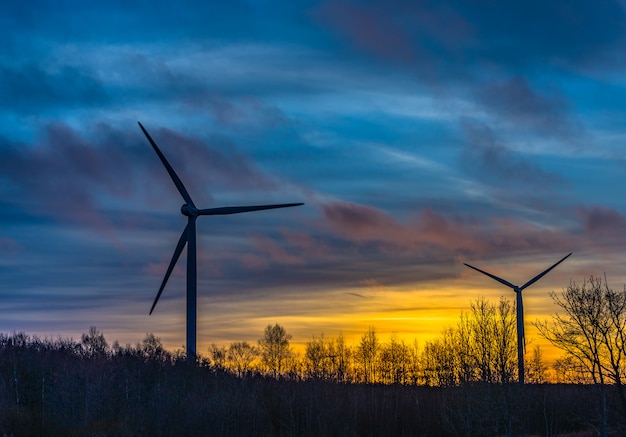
0, 330, 624, 436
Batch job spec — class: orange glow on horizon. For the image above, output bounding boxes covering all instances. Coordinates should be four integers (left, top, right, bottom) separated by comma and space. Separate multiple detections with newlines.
166, 280, 570, 365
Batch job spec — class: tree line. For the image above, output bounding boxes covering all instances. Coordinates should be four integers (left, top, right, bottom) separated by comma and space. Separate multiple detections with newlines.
1, 329, 623, 436
2, 275, 626, 435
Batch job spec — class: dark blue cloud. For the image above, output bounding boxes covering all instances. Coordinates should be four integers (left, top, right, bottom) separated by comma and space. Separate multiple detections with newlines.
579, 206, 626, 238
316, 0, 626, 69
0, 64, 108, 112
3, 1, 257, 42
0, 122, 283, 235
476, 76, 578, 137
459, 120, 564, 188
315, 0, 624, 144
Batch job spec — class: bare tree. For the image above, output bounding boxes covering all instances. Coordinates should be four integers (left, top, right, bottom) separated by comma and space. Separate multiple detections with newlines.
525, 345, 547, 384
355, 326, 379, 383
536, 277, 626, 435
456, 312, 475, 384
418, 297, 517, 386
492, 298, 517, 384
333, 332, 352, 383
208, 343, 227, 369
552, 355, 592, 384
136, 333, 169, 362
536, 278, 608, 383
421, 329, 457, 387
379, 333, 411, 385
81, 326, 108, 357
227, 341, 258, 377
258, 323, 292, 377
404, 339, 421, 385
471, 297, 496, 383
305, 334, 337, 380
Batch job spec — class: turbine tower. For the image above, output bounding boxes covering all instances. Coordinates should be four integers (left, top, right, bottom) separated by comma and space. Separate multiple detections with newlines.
139, 121, 303, 361
464, 252, 572, 384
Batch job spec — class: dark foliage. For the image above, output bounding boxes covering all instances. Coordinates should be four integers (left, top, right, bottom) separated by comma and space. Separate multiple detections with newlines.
1, 332, 625, 436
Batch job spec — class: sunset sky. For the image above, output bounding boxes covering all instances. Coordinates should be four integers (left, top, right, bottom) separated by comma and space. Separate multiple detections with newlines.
2, 1, 626, 361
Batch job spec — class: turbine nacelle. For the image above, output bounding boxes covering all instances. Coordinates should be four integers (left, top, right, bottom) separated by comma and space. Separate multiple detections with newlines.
181, 204, 199, 217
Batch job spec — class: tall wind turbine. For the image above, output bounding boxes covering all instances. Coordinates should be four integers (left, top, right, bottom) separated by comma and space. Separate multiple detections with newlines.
138, 122, 303, 360
464, 252, 572, 384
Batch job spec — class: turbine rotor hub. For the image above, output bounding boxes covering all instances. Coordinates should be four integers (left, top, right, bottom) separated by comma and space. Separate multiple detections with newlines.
181, 204, 198, 217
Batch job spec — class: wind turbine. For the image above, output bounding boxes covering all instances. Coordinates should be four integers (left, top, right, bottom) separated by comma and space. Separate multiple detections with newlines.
138, 122, 303, 361
464, 252, 572, 384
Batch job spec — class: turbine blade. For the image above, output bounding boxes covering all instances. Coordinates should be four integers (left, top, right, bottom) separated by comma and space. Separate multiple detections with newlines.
464, 263, 517, 290
138, 122, 195, 207
149, 224, 188, 315
198, 202, 304, 216
520, 252, 572, 291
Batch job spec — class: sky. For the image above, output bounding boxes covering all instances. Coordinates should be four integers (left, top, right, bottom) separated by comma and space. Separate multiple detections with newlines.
2, 1, 626, 360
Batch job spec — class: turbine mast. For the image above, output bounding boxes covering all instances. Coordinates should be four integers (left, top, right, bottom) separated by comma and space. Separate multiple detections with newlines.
515, 289, 524, 385
187, 216, 197, 359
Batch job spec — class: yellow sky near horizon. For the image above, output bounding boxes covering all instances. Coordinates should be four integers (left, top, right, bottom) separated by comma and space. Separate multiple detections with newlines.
140, 276, 578, 365
21, 253, 623, 369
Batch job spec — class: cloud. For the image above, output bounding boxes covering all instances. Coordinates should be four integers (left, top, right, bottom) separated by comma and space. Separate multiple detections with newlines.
346, 292, 368, 299
0, 237, 21, 253
142, 257, 185, 280
315, 1, 419, 62
146, 126, 277, 193
0, 122, 283, 238
578, 206, 626, 238
460, 120, 563, 188
316, 0, 626, 69
360, 278, 387, 290
461, 0, 626, 67
316, 0, 624, 138
0, 126, 122, 236
240, 253, 270, 272
321, 200, 573, 262
280, 228, 335, 260
323, 201, 402, 241
249, 235, 305, 266
184, 95, 290, 130
315, 0, 479, 69
476, 76, 579, 137
0, 63, 108, 113
2, 1, 259, 43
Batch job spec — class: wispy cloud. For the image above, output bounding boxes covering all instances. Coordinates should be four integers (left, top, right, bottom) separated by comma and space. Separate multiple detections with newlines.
578, 206, 626, 238
476, 76, 580, 137
460, 120, 564, 188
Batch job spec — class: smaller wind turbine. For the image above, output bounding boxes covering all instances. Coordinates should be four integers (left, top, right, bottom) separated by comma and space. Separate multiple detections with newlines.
464, 252, 572, 384
139, 121, 303, 361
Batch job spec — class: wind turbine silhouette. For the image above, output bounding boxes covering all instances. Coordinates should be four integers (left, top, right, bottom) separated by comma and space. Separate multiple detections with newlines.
138, 122, 303, 360
464, 252, 572, 384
